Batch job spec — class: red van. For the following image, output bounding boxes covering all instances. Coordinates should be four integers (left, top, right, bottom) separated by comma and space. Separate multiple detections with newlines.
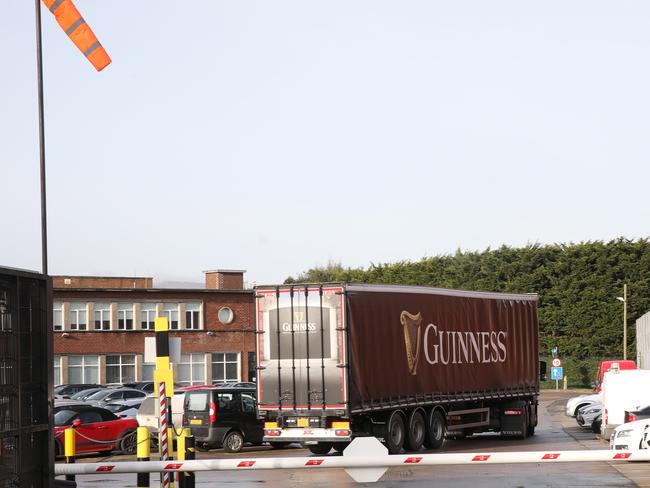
594, 360, 636, 392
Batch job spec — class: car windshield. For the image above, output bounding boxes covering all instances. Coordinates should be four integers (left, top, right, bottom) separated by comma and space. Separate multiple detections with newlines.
85, 389, 114, 401
54, 409, 78, 426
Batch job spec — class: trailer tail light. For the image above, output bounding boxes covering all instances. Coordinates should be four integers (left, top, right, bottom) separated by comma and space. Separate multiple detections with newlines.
504, 409, 523, 416
264, 422, 278, 429
625, 413, 638, 423
266, 429, 281, 437
331, 421, 350, 429
335, 429, 351, 437
604, 409, 608, 425
209, 402, 216, 424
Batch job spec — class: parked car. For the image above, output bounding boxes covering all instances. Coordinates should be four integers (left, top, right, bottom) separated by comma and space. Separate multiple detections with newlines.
69, 387, 106, 401
576, 403, 602, 430
84, 388, 147, 407
54, 405, 138, 456
182, 386, 263, 452
610, 419, 650, 450
624, 404, 650, 423
565, 393, 601, 417
215, 382, 257, 389
122, 381, 181, 394
54, 384, 102, 399
137, 392, 186, 437
592, 413, 603, 434
104, 402, 141, 418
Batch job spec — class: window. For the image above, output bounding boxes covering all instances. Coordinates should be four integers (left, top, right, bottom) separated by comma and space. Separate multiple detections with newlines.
185, 303, 201, 330
77, 411, 103, 424
68, 355, 98, 383
93, 302, 110, 331
106, 354, 135, 384
162, 303, 179, 330
69, 302, 87, 331
142, 362, 155, 381
54, 355, 61, 385
177, 353, 205, 386
53, 302, 63, 331
140, 303, 156, 330
211, 352, 239, 382
217, 307, 234, 325
217, 392, 239, 412
117, 303, 134, 330
241, 393, 256, 413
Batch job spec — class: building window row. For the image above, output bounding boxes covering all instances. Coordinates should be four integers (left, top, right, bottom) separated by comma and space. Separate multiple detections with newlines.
53, 352, 242, 386
53, 301, 203, 332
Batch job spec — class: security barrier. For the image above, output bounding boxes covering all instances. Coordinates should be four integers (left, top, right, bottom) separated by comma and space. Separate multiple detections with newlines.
54, 437, 650, 484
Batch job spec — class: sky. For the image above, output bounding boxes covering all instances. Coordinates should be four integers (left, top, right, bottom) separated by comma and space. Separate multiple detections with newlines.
2, 1, 650, 286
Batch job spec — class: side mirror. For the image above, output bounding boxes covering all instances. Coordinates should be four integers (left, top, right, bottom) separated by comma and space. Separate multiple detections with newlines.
72, 418, 82, 428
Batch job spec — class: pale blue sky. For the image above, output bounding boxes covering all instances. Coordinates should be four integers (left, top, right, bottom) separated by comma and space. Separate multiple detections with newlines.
2, 1, 649, 285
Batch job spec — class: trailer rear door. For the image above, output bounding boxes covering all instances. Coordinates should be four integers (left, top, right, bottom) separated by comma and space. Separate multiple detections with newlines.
256, 285, 347, 411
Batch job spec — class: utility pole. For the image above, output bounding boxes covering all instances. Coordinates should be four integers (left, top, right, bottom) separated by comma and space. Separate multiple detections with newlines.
34, 0, 48, 275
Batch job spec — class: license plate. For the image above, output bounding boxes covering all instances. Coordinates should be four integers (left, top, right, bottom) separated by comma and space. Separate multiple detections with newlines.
297, 418, 309, 427
190, 419, 203, 425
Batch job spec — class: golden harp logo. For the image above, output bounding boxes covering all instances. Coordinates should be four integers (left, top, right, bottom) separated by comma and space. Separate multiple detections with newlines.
400, 311, 422, 375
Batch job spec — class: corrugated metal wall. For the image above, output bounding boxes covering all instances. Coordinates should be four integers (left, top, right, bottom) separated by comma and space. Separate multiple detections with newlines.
0, 268, 51, 488
637, 311, 650, 370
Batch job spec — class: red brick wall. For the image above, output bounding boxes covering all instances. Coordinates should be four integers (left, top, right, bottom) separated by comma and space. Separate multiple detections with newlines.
53, 276, 153, 289
204, 271, 244, 290
53, 289, 256, 380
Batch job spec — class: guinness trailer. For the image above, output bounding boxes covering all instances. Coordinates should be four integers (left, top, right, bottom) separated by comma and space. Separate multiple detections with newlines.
254, 283, 540, 455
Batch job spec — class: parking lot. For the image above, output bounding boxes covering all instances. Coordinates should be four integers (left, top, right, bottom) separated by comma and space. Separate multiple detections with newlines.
59, 390, 650, 488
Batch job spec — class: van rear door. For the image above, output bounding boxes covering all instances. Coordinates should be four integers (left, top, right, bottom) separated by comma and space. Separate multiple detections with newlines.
184, 390, 211, 436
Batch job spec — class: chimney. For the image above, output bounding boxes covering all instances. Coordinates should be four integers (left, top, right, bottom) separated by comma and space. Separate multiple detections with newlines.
204, 270, 246, 290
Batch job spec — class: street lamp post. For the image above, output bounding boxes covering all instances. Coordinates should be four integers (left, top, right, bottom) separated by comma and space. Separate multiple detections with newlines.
616, 284, 628, 360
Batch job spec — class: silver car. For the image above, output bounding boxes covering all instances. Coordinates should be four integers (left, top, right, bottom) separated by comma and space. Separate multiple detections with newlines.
83, 387, 147, 406
577, 403, 602, 429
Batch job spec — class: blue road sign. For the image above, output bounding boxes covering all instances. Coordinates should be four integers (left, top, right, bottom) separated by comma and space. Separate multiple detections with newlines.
551, 366, 564, 380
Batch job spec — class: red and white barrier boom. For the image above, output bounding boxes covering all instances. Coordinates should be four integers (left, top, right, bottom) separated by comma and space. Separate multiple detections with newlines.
54, 437, 650, 483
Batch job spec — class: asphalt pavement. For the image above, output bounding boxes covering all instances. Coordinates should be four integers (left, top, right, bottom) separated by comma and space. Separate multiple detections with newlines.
61, 390, 649, 488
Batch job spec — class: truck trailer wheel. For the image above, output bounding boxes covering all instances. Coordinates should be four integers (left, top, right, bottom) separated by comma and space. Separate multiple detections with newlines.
269, 442, 290, 449
405, 410, 426, 451
333, 442, 350, 453
424, 409, 446, 449
308, 442, 333, 455
384, 412, 405, 454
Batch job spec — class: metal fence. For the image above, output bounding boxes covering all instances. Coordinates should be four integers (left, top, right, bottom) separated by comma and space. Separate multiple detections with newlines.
0, 267, 51, 488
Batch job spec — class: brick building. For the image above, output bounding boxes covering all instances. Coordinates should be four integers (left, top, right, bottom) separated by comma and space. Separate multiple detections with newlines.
53, 270, 256, 386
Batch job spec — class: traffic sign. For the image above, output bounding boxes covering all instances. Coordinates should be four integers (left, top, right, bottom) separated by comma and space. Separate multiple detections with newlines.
551, 358, 562, 367
551, 367, 563, 380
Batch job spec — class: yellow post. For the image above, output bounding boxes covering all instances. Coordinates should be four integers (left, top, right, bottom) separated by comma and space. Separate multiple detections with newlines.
137, 427, 150, 488
64, 427, 76, 482
176, 428, 190, 488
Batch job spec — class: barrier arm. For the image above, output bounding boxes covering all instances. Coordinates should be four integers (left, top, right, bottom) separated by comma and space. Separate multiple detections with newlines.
54, 438, 650, 483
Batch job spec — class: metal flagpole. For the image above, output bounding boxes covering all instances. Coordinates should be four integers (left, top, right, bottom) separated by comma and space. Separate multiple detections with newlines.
34, 0, 49, 275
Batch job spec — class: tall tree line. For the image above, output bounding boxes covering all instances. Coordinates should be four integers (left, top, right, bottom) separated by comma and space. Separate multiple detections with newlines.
285, 238, 650, 364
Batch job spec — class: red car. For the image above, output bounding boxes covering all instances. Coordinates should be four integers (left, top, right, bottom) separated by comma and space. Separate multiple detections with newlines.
54, 405, 138, 456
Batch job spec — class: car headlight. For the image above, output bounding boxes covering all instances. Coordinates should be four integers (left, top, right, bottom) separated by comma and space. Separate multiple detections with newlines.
616, 429, 633, 438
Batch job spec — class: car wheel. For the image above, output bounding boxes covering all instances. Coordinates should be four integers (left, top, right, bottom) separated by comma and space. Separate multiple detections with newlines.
424, 409, 446, 449
119, 430, 137, 455
223, 431, 245, 453
384, 412, 405, 454
307, 442, 333, 455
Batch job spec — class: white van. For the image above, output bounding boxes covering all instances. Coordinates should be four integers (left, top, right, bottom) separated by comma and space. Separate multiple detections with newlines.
137, 392, 186, 438
601, 369, 650, 439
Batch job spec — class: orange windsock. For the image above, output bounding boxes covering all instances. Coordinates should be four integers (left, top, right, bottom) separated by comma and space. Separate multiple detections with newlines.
42, 0, 111, 71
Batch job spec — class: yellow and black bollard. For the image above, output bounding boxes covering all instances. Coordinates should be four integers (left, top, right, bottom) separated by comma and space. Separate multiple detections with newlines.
137, 427, 150, 488
64, 426, 76, 482
176, 428, 192, 488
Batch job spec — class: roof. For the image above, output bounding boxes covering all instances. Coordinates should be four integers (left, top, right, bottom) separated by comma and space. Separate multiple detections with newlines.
255, 282, 538, 301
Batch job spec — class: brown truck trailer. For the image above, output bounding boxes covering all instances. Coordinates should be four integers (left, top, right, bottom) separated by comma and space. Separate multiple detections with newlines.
255, 283, 540, 454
